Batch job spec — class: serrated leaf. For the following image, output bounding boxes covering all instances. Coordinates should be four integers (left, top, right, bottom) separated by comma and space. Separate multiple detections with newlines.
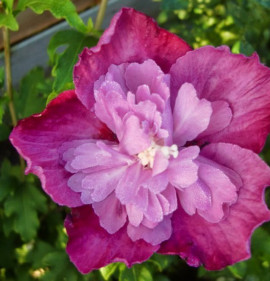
14, 67, 48, 119
2, 214, 15, 236
4, 182, 47, 241
0, 176, 16, 202
0, 12, 18, 30
100, 263, 120, 280
48, 29, 97, 93
16, 0, 87, 33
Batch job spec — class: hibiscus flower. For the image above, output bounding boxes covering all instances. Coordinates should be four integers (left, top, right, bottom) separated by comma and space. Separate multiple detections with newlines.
10, 8, 270, 274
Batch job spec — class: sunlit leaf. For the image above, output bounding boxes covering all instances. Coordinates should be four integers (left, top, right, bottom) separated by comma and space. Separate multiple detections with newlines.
2, 0, 15, 12
100, 263, 120, 280
16, 0, 87, 33
0, 12, 18, 30
48, 29, 97, 94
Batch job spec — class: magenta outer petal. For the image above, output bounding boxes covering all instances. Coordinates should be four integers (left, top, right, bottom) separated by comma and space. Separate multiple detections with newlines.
159, 143, 270, 270
170, 46, 270, 153
9, 90, 113, 207
65, 205, 159, 274
74, 7, 191, 109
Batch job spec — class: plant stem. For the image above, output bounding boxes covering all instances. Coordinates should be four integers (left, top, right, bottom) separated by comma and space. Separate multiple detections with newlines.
3, 27, 17, 127
94, 0, 108, 30
3, 26, 26, 178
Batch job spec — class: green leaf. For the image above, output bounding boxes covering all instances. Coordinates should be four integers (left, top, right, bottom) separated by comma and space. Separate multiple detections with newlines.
0, 12, 18, 30
254, 0, 270, 9
119, 264, 153, 281
100, 263, 120, 280
0, 231, 17, 269
3, 0, 15, 12
147, 254, 175, 272
26, 240, 54, 269
14, 67, 48, 119
240, 39, 255, 56
0, 66, 5, 89
48, 29, 97, 93
0, 123, 10, 141
0, 95, 9, 124
161, 0, 189, 10
228, 263, 246, 279
16, 0, 87, 33
14, 265, 32, 281
4, 181, 47, 241
0, 176, 16, 202
46, 91, 58, 105
0, 158, 22, 180
40, 251, 83, 281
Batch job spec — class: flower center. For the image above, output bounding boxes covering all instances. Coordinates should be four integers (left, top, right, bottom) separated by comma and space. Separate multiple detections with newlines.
137, 141, 178, 168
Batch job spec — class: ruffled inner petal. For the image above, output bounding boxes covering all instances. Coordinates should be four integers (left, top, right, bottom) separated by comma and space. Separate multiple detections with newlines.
173, 83, 212, 146
125, 59, 170, 108
141, 170, 169, 194
116, 163, 148, 209
126, 204, 144, 227
82, 166, 127, 202
119, 115, 152, 155
198, 100, 232, 138
196, 158, 238, 223
177, 154, 239, 223
127, 216, 172, 245
93, 193, 127, 234
178, 179, 211, 216
94, 84, 128, 135
168, 146, 200, 189
63, 140, 131, 172
136, 85, 165, 112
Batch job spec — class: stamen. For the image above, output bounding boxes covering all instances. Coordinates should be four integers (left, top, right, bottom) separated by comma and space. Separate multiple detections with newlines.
138, 141, 178, 168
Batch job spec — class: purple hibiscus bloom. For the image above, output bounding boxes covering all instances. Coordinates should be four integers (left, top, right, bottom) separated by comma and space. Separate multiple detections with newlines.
10, 8, 270, 274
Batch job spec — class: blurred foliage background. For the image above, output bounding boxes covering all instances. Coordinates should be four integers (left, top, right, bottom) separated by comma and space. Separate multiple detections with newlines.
0, 0, 270, 280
